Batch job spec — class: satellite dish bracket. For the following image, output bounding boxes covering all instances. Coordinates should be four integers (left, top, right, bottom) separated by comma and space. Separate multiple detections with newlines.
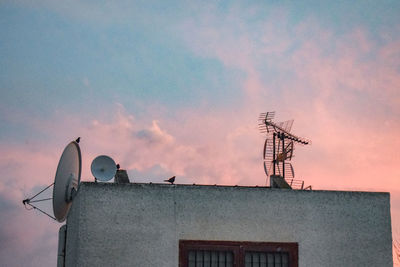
65, 173, 78, 203
22, 182, 56, 220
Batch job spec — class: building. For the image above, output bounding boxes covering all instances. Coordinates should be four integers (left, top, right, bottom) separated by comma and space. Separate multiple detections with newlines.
59, 182, 393, 266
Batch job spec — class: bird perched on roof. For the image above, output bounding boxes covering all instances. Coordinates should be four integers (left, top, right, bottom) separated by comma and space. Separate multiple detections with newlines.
164, 176, 175, 184
75, 137, 80, 143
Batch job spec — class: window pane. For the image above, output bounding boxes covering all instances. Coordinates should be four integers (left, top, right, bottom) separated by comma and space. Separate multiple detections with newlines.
204, 251, 211, 267
188, 251, 196, 267
226, 252, 233, 267
245, 252, 252, 267
267, 253, 274, 266
274, 253, 281, 267
253, 252, 260, 267
260, 253, 267, 267
245, 252, 272, 267
245, 252, 289, 267
196, 251, 203, 267
218, 251, 225, 266
211, 251, 218, 267
282, 253, 289, 267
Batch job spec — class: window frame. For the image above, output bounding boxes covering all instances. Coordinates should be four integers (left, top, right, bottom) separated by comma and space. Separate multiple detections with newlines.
179, 240, 298, 267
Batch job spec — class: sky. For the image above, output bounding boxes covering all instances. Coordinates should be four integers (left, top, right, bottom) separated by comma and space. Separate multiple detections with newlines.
0, 0, 400, 266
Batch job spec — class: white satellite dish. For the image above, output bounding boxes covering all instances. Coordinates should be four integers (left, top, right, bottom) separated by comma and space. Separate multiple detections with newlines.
52, 141, 82, 222
91, 155, 117, 181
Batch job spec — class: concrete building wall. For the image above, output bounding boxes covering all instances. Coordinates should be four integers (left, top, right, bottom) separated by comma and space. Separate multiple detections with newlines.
65, 182, 392, 266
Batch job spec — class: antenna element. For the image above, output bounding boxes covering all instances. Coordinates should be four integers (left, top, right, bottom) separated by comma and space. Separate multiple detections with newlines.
259, 112, 311, 189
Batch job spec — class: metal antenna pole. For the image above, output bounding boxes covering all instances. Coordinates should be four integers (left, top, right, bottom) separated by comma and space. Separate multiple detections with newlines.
273, 133, 276, 176
282, 133, 285, 179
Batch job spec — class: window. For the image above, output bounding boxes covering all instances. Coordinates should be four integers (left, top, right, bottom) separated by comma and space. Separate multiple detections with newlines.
179, 240, 298, 267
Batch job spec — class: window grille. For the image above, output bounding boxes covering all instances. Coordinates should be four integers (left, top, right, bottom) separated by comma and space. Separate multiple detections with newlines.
188, 250, 234, 267
244, 251, 289, 267
180, 240, 298, 267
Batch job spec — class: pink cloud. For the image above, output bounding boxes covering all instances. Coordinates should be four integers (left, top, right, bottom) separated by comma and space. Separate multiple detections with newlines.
3, 102, 398, 264
0, 198, 59, 266
177, 6, 400, 257
0, 144, 59, 200
0, 104, 263, 188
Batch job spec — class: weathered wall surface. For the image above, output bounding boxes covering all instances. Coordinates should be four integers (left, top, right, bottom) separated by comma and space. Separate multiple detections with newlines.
65, 183, 392, 267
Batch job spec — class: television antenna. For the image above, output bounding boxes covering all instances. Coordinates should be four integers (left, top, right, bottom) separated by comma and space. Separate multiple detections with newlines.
259, 112, 311, 189
22, 139, 82, 222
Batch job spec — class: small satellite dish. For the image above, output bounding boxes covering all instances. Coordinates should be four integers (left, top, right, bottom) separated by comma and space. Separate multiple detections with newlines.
53, 141, 82, 222
91, 155, 117, 181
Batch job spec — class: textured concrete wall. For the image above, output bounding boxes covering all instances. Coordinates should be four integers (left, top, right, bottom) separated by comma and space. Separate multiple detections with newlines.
65, 183, 392, 267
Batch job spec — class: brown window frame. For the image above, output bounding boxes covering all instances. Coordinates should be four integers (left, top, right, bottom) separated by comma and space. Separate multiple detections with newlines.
179, 240, 298, 267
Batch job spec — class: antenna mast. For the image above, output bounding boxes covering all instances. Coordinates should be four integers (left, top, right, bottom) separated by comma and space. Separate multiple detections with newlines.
259, 112, 311, 189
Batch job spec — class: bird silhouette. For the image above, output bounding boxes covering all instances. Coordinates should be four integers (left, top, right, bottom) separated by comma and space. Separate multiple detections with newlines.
75, 137, 80, 143
164, 176, 175, 184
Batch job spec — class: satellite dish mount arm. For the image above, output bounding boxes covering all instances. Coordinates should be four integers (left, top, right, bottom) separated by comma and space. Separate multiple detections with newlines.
22, 182, 56, 221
